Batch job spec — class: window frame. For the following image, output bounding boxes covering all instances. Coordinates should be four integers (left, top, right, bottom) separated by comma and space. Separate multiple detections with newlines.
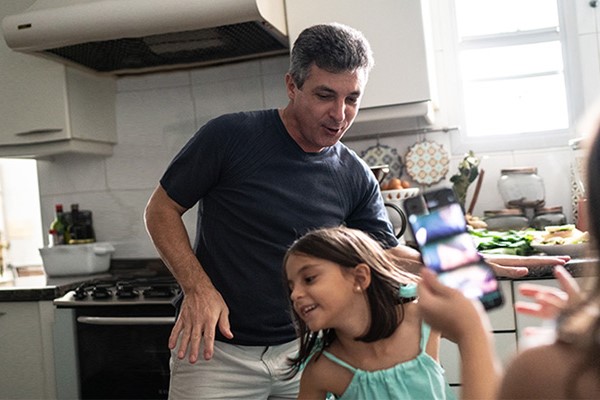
448, 0, 584, 155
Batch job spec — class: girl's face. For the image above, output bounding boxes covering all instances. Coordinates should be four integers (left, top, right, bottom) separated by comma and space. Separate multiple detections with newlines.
286, 253, 363, 332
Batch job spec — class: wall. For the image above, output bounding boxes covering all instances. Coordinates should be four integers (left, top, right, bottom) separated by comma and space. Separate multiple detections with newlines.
35, 0, 600, 259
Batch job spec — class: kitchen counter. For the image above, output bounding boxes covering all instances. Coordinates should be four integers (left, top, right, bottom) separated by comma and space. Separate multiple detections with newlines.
0, 259, 171, 302
0, 268, 111, 302
514, 257, 598, 280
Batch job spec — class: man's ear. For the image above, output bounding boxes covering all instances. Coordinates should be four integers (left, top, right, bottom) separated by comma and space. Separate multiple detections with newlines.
284, 73, 297, 100
354, 263, 372, 291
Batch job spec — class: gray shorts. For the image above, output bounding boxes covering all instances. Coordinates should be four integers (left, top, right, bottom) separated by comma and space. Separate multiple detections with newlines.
168, 339, 301, 399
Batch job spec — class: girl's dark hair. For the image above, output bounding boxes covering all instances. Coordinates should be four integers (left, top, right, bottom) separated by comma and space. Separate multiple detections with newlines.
560, 111, 600, 397
282, 226, 419, 378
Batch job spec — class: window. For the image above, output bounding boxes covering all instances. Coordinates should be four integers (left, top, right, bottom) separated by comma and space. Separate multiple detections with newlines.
449, 0, 582, 153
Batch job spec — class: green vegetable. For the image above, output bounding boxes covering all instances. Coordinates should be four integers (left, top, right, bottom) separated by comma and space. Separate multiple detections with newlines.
469, 228, 536, 256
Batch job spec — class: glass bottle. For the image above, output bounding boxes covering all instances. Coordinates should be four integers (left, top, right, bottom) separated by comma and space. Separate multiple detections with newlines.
68, 203, 87, 244
498, 167, 545, 209
49, 204, 68, 245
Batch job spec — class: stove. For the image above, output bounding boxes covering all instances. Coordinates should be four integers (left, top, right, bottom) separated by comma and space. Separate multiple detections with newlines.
54, 276, 181, 307
53, 274, 180, 399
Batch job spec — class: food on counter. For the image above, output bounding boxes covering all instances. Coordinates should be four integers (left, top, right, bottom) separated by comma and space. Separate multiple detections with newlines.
531, 224, 589, 246
466, 214, 488, 229
469, 229, 535, 256
381, 177, 411, 190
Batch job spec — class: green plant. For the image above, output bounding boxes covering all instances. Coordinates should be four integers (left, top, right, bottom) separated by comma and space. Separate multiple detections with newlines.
450, 150, 480, 209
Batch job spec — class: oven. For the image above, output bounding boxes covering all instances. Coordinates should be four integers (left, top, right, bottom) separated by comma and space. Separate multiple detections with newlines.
54, 276, 180, 400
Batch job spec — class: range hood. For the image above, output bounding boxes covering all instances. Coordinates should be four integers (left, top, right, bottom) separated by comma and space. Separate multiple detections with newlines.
2, 0, 289, 75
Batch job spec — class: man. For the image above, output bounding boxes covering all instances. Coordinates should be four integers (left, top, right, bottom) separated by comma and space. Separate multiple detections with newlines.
145, 22, 566, 399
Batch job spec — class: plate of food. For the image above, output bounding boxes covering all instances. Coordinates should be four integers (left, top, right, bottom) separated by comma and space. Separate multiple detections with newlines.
530, 224, 590, 258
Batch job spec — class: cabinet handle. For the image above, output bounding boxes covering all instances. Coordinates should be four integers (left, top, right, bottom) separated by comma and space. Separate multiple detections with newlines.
0, 312, 6, 317
15, 128, 63, 136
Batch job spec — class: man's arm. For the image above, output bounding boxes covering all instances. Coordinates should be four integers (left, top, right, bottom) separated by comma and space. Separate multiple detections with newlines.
144, 185, 233, 363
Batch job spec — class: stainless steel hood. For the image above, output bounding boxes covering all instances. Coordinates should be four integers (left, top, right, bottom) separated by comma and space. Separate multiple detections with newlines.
1, 0, 289, 75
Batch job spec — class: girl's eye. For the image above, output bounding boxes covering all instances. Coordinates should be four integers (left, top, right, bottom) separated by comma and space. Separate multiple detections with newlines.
304, 275, 317, 284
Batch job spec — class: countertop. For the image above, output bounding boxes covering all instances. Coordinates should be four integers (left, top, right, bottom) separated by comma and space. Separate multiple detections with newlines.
0, 258, 596, 302
0, 259, 171, 302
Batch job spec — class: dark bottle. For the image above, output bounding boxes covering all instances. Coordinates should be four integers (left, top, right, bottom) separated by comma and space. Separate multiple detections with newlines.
68, 203, 90, 244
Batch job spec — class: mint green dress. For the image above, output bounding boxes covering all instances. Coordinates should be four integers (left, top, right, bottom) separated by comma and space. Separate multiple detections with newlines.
322, 323, 457, 400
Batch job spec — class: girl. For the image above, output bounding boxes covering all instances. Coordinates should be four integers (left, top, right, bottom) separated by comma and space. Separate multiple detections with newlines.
283, 226, 456, 399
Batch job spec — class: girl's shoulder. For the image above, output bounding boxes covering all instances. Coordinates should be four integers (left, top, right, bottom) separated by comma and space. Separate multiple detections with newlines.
302, 351, 354, 398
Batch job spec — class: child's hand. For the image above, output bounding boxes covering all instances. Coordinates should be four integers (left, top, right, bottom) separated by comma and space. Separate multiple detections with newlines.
417, 268, 491, 345
515, 265, 580, 320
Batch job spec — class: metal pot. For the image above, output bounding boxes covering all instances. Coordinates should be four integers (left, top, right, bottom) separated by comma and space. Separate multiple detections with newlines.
369, 164, 389, 184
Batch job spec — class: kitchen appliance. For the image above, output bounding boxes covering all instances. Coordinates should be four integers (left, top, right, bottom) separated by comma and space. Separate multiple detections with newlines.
54, 273, 180, 399
2, 0, 288, 75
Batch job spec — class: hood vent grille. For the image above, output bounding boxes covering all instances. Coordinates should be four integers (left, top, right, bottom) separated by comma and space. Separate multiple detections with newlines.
44, 22, 288, 75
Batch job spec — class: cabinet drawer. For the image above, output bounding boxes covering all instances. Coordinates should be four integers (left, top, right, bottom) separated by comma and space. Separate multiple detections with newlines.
488, 280, 515, 331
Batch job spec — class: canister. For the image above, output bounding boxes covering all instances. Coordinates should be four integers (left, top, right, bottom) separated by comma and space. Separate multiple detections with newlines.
531, 206, 567, 230
483, 209, 530, 231
498, 167, 545, 209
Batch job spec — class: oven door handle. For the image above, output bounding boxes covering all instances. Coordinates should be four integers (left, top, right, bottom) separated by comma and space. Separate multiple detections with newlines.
77, 316, 176, 325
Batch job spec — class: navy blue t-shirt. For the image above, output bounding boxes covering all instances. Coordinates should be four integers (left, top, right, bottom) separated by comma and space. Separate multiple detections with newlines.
160, 109, 397, 345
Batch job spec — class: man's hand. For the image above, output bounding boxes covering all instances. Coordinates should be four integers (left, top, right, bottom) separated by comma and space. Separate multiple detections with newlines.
483, 254, 570, 278
169, 286, 233, 363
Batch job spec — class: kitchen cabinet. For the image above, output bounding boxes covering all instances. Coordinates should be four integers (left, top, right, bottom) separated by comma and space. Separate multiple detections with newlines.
285, 0, 436, 135
0, 301, 57, 399
0, 0, 117, 158
513, 276, 590, 346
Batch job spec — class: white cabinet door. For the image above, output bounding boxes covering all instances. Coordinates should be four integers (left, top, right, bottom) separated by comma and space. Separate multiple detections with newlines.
513, 276, 590, 348
0, 0, 116, 157
0, 301, 57, 399
285, 0, 434, 109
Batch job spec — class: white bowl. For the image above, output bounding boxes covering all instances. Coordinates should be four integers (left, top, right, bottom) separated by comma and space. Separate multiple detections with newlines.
531, 243, 589, 258
381, 188, 420, 202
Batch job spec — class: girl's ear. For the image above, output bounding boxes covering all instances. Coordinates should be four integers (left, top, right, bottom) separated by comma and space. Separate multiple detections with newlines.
353, 263, 372, 291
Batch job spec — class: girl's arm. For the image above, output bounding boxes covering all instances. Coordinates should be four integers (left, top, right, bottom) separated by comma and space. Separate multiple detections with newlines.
417, 269, 501, 400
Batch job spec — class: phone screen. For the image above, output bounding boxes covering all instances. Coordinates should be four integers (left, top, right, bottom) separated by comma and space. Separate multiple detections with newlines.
404, 188, 503, 310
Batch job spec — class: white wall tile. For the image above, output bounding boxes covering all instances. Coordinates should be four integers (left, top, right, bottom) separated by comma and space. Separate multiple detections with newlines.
190, 59, 261, 85
117, 70, 191, 92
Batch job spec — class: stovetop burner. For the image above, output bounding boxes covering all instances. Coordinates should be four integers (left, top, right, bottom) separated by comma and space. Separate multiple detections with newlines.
55, 275, 181, 307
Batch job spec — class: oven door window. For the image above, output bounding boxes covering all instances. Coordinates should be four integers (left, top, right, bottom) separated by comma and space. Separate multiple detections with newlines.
76, 308, 174, 400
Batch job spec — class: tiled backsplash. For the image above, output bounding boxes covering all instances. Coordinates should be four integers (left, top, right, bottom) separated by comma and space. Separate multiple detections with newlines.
33, 1, 600, 259
34, 54, 578, 259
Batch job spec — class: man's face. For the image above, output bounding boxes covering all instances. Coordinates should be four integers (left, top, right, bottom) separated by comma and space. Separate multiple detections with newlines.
284, 64, 368, 153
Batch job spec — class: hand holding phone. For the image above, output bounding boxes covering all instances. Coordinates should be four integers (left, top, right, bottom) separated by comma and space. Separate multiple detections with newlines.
404, 187, 503, 310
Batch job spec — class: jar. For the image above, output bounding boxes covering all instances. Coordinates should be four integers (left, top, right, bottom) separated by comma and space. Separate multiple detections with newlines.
498, 167, 545, 209
531, 206, 567, 230
483, 209, 530, 231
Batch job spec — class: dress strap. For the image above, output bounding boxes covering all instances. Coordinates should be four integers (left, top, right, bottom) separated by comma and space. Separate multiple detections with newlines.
419, 322, 431, 353
322, 351, 357, 373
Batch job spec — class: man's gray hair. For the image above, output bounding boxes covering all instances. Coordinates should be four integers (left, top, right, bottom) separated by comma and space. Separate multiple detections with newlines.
289, 23, 374, 89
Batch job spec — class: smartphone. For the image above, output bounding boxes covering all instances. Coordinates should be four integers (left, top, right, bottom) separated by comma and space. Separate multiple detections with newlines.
404, 187, 503, 310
